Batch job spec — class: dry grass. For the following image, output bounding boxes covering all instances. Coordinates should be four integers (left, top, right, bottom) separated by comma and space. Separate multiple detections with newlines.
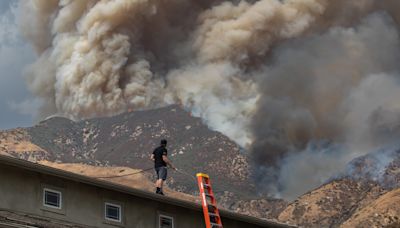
277, 179, 383, 228
341, 188, 400, 228
0, 129, 46, 154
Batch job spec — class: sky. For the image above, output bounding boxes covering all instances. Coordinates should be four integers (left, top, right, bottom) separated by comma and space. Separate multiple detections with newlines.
0, 0, 37, 130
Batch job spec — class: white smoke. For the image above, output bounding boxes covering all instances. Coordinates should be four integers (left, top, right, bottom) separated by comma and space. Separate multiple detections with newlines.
19, 0, 400, 199
166, 62, 258, 147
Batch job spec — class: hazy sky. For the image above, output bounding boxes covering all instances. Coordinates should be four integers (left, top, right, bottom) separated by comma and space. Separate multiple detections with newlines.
0, 0, 37, 130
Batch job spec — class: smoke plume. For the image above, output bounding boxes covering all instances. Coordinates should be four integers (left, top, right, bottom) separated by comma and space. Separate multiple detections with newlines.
19, 0, 400, 199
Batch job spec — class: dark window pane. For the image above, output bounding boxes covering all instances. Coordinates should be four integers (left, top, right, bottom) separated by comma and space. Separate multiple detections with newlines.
160, 216, 173, 228
44, 190, 60, 208
106, 204, 120, 221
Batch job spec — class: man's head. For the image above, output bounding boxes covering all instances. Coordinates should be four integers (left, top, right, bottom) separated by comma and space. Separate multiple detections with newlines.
160, 139, 167, 147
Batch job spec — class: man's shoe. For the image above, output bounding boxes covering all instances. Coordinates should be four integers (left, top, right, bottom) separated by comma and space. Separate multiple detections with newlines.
158, 191, 164, 196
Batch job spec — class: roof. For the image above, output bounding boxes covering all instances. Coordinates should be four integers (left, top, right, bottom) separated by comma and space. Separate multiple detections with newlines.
0, 209, 92, 228
0, 154, 293, 228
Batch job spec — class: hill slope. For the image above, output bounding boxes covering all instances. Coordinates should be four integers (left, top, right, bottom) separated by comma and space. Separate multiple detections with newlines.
26, 105, 251, 196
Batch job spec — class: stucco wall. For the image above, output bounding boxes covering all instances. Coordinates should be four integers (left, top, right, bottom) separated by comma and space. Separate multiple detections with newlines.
0, 164, 272, 228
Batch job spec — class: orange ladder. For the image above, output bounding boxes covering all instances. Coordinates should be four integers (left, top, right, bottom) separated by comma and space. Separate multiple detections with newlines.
196, 173, 223, 228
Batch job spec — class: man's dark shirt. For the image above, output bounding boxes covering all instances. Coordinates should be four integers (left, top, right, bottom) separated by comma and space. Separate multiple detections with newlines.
153, 146, 167, 168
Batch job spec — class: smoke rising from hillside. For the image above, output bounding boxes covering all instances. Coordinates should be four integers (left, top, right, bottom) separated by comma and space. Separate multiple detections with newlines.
19, 0, 400, 199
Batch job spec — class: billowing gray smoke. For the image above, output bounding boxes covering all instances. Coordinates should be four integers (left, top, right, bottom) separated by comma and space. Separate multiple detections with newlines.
252, 13, 400, 198
19, 0, 400, 199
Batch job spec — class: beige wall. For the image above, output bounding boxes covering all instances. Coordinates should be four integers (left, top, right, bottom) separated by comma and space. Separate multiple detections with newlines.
0, 164, 271, 228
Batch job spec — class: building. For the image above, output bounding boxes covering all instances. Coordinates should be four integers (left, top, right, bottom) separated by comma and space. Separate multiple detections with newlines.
0, 154, 291, 228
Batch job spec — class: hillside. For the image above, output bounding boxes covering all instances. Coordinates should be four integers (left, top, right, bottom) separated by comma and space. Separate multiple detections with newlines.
341, 188, 400, 227
278, 179, 384, 227
277, 151, 400, 228
0, 128, 48, 160
26, 105, 252, 197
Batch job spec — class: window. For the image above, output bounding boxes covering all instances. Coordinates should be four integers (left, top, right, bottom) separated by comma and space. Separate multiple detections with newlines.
159, 215, 174, 228
43, 188, 62, 209
105, 203, 122, 223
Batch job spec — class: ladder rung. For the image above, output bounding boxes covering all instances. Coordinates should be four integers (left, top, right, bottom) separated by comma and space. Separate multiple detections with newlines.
203, 184, 211, 188
208, 204, 217, 213
210, 223, 222, 227
209, 212, 219, 217
205, 193, 214, 198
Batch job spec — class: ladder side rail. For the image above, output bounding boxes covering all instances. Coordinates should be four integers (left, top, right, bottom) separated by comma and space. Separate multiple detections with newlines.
198, 175, 212, 228
199, 175, 223, 227
204, 178, 217, 206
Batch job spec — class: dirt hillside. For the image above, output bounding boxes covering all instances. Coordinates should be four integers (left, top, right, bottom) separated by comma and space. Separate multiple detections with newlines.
341, 188, 400, 228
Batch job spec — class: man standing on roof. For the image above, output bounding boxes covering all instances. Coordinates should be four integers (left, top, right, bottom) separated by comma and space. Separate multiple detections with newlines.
151, 139, 177, 195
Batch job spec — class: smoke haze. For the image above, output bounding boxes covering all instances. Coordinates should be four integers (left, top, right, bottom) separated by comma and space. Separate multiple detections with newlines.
0, 1, 37, 129
19, 0, 400, 199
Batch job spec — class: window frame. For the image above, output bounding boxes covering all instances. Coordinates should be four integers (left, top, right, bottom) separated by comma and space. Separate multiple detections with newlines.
43, 188, 62, 210
159, 214, 174, 228
104, 202, 122, 223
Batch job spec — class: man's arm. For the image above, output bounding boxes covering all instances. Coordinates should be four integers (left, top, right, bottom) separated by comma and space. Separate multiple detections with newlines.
162, 155, 177, 170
